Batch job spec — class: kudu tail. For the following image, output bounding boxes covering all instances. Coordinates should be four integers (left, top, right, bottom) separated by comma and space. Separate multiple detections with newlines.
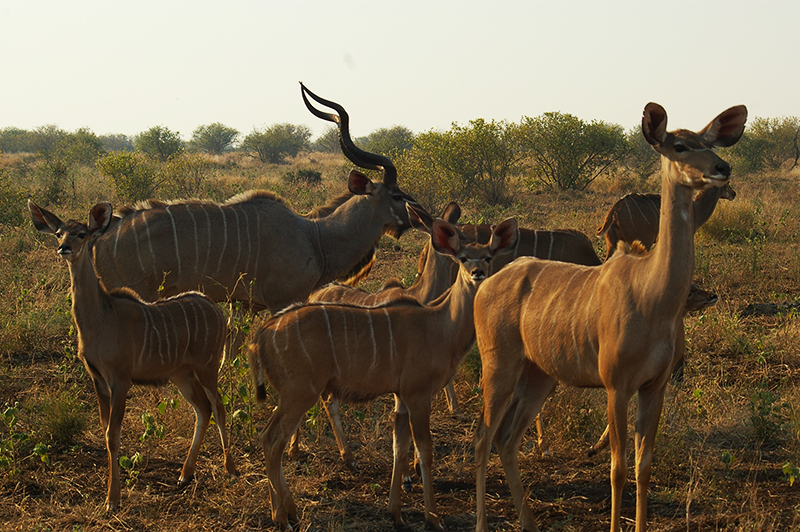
247, 341, 267, 402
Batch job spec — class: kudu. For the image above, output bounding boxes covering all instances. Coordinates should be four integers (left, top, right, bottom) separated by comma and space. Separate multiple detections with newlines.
597, 183, 736, 261
473, 102, 747, 532
28, 200, 237, 512
90, 83, 431, 361
248, 205, 519, 531
307, 203, 602, 471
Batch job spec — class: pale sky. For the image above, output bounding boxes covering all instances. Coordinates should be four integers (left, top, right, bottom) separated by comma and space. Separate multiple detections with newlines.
1, 1, 797, 142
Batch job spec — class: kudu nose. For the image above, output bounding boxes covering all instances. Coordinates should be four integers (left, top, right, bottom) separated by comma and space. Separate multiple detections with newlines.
471, 267, 487, 281
715, 162, 731, 178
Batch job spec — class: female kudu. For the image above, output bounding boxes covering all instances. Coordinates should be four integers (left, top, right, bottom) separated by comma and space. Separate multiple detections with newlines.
28, 201, 237, 512
473, 102, 747, 532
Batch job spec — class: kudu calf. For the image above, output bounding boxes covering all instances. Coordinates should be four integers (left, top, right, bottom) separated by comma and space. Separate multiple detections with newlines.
90, 83, 430, 362
28, 201, 237, 512
248, 205, 518, 531
597, 183, 736, 261
473, 103, 747, 532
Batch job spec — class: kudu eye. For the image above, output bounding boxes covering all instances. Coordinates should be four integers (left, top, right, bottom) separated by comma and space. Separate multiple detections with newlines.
77, 232, 87, 239
674, 143, 688, 153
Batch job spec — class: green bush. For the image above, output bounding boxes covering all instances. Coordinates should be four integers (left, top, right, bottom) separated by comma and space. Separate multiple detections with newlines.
96, 151, 160, 202
282, 168, 322, 185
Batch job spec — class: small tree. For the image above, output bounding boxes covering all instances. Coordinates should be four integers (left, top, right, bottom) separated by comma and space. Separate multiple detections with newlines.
190, 123, 239, 155
312, 126, 340, 153
401, 119, 525, 206
0, 127, 32, 153
96, 151, 160, 203
521, 112, 627, 190
240, 123, 311, 164
134, 126, 184, 162
728, 116, 800, 173
356, 126, 414, 157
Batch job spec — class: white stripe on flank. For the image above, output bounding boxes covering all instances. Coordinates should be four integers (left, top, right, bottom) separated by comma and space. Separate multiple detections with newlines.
139, 305, 149, 367
583, 270, 600, 357
520, 263, 550, 353
230, 207, 242, 271
158, 306, 173, 363
240, 208, 252, 276
142, 212, 159, 281
217, 206, 228, 275
166, 206, 182, 276
563, 269, 590, 368
367, 309, 378, 372
547, 232, 554, 260
252, 209, 261, 283
321, 305, 340, 375
185, 205, 199, 277
113, 219, 122, 259
201, 207, 212, 278
271, 315, 283, 353
383, 308, 395, 369
150, 307, 164, 365
180, 300, 192, 351
294, 311, 313, 365
131, 213, 147, 278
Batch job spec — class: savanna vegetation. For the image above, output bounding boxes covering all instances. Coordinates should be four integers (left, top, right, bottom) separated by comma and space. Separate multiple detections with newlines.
1, 111, 800, 531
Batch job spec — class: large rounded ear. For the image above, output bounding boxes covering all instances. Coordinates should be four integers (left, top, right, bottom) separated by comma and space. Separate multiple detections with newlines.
699, 105, 747, 148
489, 218, 519, 255
88, 202, 113, 234
642, 102, 668, 147
441, 202, 461, 224
347, 169, 376, 196
406, 203, 432, 234
27, 199, 63, 234
431, 220, 461, 257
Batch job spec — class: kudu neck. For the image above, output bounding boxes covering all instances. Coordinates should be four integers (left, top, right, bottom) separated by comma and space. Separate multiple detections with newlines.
313, 195, 388, 283
67, 245, 112, 330
692, 186, 724, 230
646, 158, 696, 307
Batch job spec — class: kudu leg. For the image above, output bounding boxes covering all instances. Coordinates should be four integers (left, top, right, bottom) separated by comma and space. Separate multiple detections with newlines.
406, 395, 443, 532
493, 368, 555, 532
607, 389, 632, 532
475, 360, 528, 532
634, 383, 668, 532
321, 395, 358, 470
261, 396, 315, 530
388, 396, 414, 528
104, 384, 129, 512
171, 371, 214, 485
199, 372, 238, 478
442, 378, 464, 419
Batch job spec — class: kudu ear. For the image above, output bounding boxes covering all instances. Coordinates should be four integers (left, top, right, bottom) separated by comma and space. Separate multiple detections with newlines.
642, 102, 668, 147
88, 202, 113, 235
27, 199, 63, 235
430, 220, 461, 257
347, 169, 376, 196
699, 105, 747, 148
441, 202, 462, 225
406, 203, 432, 234
488, 218, 519, 256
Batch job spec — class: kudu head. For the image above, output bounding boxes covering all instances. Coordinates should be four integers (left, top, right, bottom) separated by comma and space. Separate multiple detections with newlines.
642, 103, 747, 190
301, 82, 433, 236
406, 203, 518, 286
28, 200, 113, 262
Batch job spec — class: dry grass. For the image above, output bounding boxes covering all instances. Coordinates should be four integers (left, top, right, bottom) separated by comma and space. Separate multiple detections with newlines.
2, 157, 800, 531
